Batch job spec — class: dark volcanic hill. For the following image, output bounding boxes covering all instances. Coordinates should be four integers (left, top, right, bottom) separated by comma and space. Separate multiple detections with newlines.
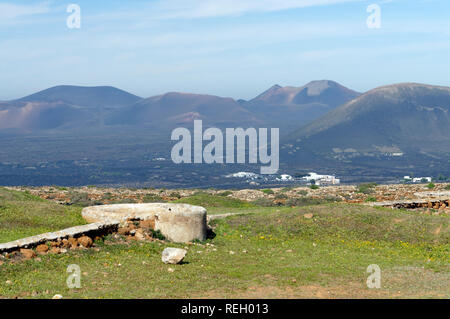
250, 80, 360, 107
18, 85, 142, 108
243, 80, 361, 134
106, 92, 261, 128
282, 83, 450, 174
0, 86, 142, 131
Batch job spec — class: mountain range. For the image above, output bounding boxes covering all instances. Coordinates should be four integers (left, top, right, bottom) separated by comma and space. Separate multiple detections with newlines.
0, 80, 359, 133
1, 80, 449, 182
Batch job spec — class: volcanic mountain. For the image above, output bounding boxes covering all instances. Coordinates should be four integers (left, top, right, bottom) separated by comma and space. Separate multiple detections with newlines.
106, 92, 261, 128
243, 80, 361, 134
282, 83, 450, 172
0, 86, 142, 131
18, 85, 142, 108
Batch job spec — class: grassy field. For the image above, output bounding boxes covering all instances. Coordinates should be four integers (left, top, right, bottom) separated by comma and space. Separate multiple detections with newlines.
0, 188, 449, 298
0, 188, 86, 243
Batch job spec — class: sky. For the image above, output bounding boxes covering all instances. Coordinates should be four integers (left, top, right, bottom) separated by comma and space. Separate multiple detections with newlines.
0, 0, 449, 100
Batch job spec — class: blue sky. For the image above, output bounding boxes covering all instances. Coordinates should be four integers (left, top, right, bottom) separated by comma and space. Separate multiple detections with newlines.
0, 0, 449, 100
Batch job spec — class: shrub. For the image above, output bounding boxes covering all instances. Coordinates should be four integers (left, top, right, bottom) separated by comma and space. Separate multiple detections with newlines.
142, 195, 166, 203
69, 191, 92, 207
274, 193, 288, 200
357, 183, 377, 194
427, 183, 435, 189
310, 185, 319, 190
217, 191, 233, 197
251, 198, 277, 207
297, 190, 308, 196
148, 229, 166, 240
365, 197, 377, 202
261, 189, 274, 195
445, 185, 450, 190
169, 192, 182, 199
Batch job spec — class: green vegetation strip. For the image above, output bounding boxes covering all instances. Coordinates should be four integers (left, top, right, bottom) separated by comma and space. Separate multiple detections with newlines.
0, 188, 86, 243
0, 199, 448, 298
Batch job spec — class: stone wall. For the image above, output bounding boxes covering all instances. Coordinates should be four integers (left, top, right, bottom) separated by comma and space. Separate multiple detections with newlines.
82, 203, 207, 243
0, 222, 118, 253
0, 203, 208, 255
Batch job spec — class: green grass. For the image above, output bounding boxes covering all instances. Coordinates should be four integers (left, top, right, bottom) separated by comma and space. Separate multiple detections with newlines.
0, 188, 449, 299
0, 199, 448, 298
446, 185, 450, 190
174, 193, 255, 208
0, 188, 86, 243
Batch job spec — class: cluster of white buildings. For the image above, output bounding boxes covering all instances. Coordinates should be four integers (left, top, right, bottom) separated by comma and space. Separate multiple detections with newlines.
301, 172, 340, 186
403, 176, 432, 183
225, 171, 340, 186
276, 174, 294, 181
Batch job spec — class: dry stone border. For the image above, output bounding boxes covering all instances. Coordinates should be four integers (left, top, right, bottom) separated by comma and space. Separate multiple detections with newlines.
0, 203, 208, 263
367, 198, 450, 212
0, 222, 119, 254
81, 203, 208, 243
0, 203, 276, 263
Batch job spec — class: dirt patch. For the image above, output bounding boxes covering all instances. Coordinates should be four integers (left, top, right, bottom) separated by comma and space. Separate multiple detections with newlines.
193, 282, 390, 299
193, 267, 450, 299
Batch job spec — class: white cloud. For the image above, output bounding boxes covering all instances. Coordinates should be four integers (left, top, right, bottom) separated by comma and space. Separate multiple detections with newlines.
0, 2, 50, 19
152, 0, 363, 19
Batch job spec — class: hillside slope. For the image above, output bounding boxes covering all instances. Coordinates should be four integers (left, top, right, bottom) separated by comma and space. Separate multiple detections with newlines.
282, 83, 450, 174
107, 92, 261, 128
244, 80, 361, 133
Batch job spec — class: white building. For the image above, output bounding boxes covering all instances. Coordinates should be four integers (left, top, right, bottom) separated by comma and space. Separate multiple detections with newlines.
276, 174, 293, 181
225, 172, 260, 179
404, 176, 432, 183
302, 172, 340, 185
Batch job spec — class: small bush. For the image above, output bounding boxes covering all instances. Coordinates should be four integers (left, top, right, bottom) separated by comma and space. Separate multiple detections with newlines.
274, 193, 288, 200
365, 197, 377, 202
251, 198, 277, 207
357, 183, 377, 194
427, 183, 435, 189
445, 185, 450, 190
297, 190, 308, 196
310, 185, 319, 190
169, 192, 182, 199
217, 191, 233, 197
69, 192, 92, 207
142, 195, 166, 203
148, 229, 166, 240
261, 189, 274, 195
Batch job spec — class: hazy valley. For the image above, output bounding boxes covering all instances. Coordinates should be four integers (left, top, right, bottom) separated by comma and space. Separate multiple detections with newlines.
0, 80, 449, 187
